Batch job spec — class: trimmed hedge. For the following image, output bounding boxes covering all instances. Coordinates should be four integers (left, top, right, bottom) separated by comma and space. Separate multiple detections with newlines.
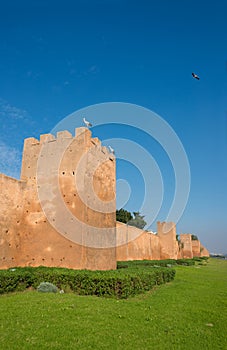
117, 257, 207, 269
0, 266, 175, 299
117, 259, 177, 269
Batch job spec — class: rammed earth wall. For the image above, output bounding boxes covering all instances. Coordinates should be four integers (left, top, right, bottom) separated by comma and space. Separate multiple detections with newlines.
0, 129, 209, 270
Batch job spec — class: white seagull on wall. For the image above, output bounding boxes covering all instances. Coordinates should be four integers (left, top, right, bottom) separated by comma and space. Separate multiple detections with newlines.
83, 117, 92, 128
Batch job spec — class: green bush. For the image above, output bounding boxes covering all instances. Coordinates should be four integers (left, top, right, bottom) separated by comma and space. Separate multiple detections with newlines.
117, 258, 197, 269
176, 259, 195, 266
37, 282, 58, 293
193, 256, 209, 262
0, 269, 35, 294
117, 259, 177, 269
0, 265, 176, 299
117, 257, 202, 269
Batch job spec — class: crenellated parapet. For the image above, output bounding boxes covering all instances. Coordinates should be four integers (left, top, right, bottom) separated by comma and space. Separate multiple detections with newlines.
20, 128, 113, 182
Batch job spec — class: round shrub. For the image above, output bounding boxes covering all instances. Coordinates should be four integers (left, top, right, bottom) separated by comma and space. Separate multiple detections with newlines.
37, 282, 58, 293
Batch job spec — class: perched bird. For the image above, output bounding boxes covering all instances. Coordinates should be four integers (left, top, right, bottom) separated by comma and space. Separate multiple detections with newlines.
83, 117, 92, 128
108, 145, 115, 154
192, 72, 200, 80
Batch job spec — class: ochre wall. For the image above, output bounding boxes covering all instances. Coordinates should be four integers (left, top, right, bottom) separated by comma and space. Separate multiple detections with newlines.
0, 128, 209, 270
192, 240, 201, 257
0, 174, 25, 268
116, 222, 209, 262
180, 234, 209, 259
0, 128, 116, 270
200, 244, 210, 257
180, 234, 193, 258
116, 222, 161, 261
157, 221, 179, 260
116, 221, 183, 261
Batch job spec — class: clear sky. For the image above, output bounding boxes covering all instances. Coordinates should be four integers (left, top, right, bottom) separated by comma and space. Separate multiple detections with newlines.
0, 0, 226, 253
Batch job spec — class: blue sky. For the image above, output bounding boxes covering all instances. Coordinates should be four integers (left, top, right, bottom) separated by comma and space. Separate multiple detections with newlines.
0, 0, 227, 253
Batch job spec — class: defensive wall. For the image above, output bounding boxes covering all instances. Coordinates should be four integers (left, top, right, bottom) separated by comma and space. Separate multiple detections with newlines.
0, 128, 209, 270
0, 128, 116, 270
116, 221, 209, 261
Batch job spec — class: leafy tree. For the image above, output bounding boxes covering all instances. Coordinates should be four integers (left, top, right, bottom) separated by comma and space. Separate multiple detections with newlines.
191, 234, 198, 241
128, 212, 147, 229
116, 208, 132, 224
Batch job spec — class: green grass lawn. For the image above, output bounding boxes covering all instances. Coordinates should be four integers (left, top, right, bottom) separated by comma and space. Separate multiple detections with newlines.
0, 258, 226, 350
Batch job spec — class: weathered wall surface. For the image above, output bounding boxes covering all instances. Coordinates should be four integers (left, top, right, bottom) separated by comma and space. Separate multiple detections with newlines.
0, 174, 26, 268
200, 244, 210, 257
180, 234, 209, 259
116, 221, 183, 261
191, 240, 201, 257
180, 234, 193, 258
0, 128, 210, 270
157, 222, 179, 260
0, 128, 116, 270
116, 222, 160, 261
116, 222, 209, 262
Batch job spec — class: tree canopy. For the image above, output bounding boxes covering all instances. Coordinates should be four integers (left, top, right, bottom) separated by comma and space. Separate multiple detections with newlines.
191, 234, 198, 241
116, 209, 132, 224
116, 209, 147, 229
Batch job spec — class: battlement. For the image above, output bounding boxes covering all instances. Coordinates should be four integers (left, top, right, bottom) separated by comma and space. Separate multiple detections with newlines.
20, 128, 114, 181
23, 127, 111, 151
23, 127, 92, 146
157, 221, 176, 235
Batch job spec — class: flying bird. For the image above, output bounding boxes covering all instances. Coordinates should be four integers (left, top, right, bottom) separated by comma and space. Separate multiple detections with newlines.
108, 146, 115, 154
83, 117, 92, 128
192, 72, 200, 80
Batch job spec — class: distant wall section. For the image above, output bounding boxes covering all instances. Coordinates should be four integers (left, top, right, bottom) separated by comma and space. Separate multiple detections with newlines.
116, 222, 209, 261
